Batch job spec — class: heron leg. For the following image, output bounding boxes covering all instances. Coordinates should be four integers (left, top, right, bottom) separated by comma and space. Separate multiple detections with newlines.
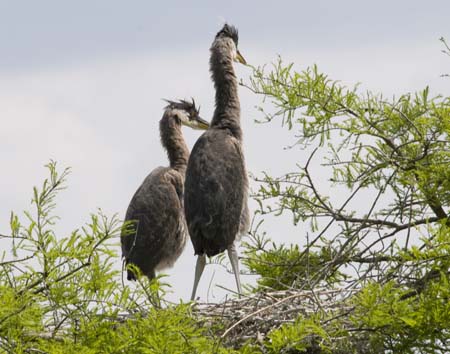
190, 254, 206, 301
227, 241, 242, 298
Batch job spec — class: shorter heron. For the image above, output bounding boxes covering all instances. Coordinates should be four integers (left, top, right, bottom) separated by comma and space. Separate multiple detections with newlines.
121, 99, 209, 281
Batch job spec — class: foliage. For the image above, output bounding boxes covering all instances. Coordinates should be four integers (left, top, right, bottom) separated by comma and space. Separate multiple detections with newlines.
0, 162, 240, 353
240, 55, 450, 353
242, 227, 344, 291
350, 225, 450, 353
351, 273, 450, 353
37, 304, 236, 354
265, 314, 330, 354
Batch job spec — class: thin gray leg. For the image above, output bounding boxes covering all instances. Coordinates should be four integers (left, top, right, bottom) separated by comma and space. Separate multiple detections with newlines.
227, 241, 242, 298
190, 254, 206, 301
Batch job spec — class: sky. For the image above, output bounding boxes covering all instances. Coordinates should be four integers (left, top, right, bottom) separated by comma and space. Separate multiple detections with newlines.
1, 0, 449, 302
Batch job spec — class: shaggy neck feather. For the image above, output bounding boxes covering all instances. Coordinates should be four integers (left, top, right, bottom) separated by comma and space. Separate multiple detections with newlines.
209, 44, 242, 140
159, 113, 189, 174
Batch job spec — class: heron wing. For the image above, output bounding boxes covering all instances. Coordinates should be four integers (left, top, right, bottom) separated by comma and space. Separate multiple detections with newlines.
121, 167, 186, 274
184, 129, 245, 257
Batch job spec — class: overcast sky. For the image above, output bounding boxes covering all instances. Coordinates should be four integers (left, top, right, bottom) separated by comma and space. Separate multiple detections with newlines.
1, 0, 449, 302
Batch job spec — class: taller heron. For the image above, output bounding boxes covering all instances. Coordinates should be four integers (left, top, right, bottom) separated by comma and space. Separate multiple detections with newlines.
121, 99, 209, 281
184, 24, 249, 300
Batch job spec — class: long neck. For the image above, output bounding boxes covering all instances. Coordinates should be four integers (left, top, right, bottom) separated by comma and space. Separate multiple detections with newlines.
159, 114, 189, 174
210, 43, 242, 140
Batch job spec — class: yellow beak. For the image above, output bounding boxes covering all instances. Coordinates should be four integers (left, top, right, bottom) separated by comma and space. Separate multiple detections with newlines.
236, 50, 247, 65
196, 117, 210, 130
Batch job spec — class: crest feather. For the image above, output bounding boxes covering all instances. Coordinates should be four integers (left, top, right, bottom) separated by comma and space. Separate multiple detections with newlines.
163, 99, 200, 115
216, 23, 239, 45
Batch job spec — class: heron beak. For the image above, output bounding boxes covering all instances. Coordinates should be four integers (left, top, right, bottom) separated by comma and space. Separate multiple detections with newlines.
195, 116, 210, 130
235, 50, 247, 65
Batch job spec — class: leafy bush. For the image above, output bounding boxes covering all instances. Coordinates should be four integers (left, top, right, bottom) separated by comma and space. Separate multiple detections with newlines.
0, 162, 242, 353
243, 230, 343, 291
240, 54, 450, 353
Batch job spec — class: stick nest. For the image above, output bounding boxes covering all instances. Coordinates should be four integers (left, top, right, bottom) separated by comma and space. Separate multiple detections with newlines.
193, 288, 361, 349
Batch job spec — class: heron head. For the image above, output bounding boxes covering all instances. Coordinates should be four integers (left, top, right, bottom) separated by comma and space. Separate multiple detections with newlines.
214, 23, 247, 65
164, 99, 209, 130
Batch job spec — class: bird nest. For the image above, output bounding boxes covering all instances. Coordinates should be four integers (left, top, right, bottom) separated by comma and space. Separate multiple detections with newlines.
192, 288, 359, 348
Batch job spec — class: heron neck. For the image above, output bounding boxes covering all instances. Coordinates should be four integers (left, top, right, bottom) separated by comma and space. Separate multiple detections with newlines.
159, 114, 189, 175
210, 48, 242, 140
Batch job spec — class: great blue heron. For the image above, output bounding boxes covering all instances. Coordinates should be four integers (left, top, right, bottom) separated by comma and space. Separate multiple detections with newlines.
121, 99, 209, 281
184, 24, 249, 300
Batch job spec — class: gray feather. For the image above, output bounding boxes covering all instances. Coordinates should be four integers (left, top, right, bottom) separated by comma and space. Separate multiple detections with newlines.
121, 104, 193, 281
184, 25, 249, 258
